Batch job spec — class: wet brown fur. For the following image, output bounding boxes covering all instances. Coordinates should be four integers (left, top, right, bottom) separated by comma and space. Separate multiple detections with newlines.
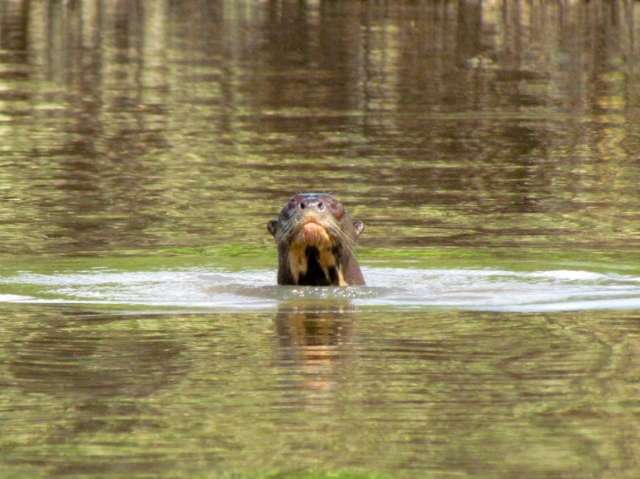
267, 193, 365, 286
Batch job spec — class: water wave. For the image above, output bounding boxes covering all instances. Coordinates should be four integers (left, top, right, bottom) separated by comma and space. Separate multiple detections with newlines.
1, 267, 640, 312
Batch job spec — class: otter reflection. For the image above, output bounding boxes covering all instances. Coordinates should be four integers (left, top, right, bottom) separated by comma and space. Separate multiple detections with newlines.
274, 299, 355, 394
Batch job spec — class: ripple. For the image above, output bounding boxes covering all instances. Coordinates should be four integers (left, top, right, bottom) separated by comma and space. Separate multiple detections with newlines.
2, 267, 640, 313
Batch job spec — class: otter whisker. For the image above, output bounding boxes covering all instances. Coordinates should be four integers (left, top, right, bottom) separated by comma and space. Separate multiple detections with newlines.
327, 223, 356, 254
315, 214, 355, 250
275, 216, 300, 243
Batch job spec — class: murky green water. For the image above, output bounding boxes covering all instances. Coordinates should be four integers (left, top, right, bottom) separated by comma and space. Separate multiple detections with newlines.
2, 1, 640, 478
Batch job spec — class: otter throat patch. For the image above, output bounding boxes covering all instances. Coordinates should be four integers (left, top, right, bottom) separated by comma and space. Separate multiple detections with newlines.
288, 224, 345, 285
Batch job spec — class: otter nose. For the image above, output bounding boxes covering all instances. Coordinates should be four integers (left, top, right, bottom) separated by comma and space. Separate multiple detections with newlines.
299, 199, 325, 212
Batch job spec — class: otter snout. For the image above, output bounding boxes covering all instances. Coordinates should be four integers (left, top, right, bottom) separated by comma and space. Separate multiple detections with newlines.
299, 222, 331, 247
298, 198, 325, 213
288, 194, 328, 216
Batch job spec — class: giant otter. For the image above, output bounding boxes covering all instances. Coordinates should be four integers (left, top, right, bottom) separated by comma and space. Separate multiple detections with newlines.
267, 193, 365, 286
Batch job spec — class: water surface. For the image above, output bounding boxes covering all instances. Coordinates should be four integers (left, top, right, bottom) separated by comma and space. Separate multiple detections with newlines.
2, 1, 640, 478
3, 265, 640, 313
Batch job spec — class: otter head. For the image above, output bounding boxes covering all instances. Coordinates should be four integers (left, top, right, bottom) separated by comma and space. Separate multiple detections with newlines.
267, 193, 365, 286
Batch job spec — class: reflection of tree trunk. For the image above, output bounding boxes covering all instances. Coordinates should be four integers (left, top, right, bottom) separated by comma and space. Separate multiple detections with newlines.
0, 0, 30, 53
456, 0, 483, 66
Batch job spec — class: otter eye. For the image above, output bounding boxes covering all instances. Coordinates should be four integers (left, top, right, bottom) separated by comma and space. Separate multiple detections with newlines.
300, 201, 306, 209
317, 201, 324, 210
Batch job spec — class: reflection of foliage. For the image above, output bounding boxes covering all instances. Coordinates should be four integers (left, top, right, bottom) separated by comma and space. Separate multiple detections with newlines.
0, 1, 639, 255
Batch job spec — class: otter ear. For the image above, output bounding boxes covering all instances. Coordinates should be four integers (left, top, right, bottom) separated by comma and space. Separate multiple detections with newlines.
267, 220, 278, 237
353, 220, 364, 237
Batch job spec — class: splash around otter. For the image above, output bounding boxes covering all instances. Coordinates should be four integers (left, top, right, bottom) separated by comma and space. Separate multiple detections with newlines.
267, 193, 365, 286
